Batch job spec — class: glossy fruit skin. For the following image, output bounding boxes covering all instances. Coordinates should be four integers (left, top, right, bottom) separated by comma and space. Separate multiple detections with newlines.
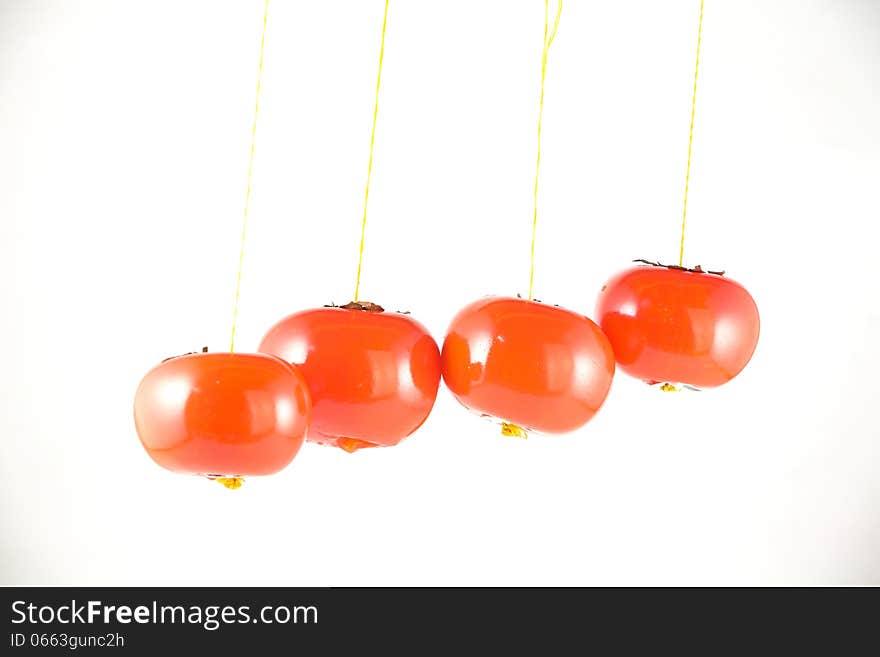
134, 352, 310, 476
259, 307, 441, 450
441, 297, 615, 434
595, 265, 760, 388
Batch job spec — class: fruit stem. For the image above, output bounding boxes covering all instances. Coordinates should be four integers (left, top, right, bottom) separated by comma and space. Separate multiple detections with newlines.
660, 383, 680, 393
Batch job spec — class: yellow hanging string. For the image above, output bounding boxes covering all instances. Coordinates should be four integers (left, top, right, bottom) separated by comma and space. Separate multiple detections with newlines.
678, 0, 704, 267
230, 0, 269, 352
528, 0, 562, 301
353, 0, 390, 302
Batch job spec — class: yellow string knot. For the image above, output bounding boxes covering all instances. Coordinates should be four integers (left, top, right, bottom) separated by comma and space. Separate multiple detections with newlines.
215, 477, 244, 490
337, 437, 376, 453
501, 422, 529, 439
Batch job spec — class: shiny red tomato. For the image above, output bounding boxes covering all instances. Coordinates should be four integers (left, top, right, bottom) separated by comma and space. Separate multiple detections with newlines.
595, 264, 760, 388
441, 297, 615, 434
134, 352, 310, 482
259, 302, 441, 452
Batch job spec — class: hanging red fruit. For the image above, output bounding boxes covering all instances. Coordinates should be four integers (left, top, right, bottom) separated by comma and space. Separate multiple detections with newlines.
595, 261, 759, 389
259, 301, 441, 453
134, 351, 311, 488
441, 297, 615, 436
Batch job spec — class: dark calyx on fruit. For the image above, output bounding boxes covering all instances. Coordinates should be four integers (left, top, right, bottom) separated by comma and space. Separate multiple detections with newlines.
162, 346, 209, 363
633, 259, 725, 276
328, 300, 385, 312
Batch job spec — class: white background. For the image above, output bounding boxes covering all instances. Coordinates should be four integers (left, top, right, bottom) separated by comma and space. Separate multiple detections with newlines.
1, 0, 878, 585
